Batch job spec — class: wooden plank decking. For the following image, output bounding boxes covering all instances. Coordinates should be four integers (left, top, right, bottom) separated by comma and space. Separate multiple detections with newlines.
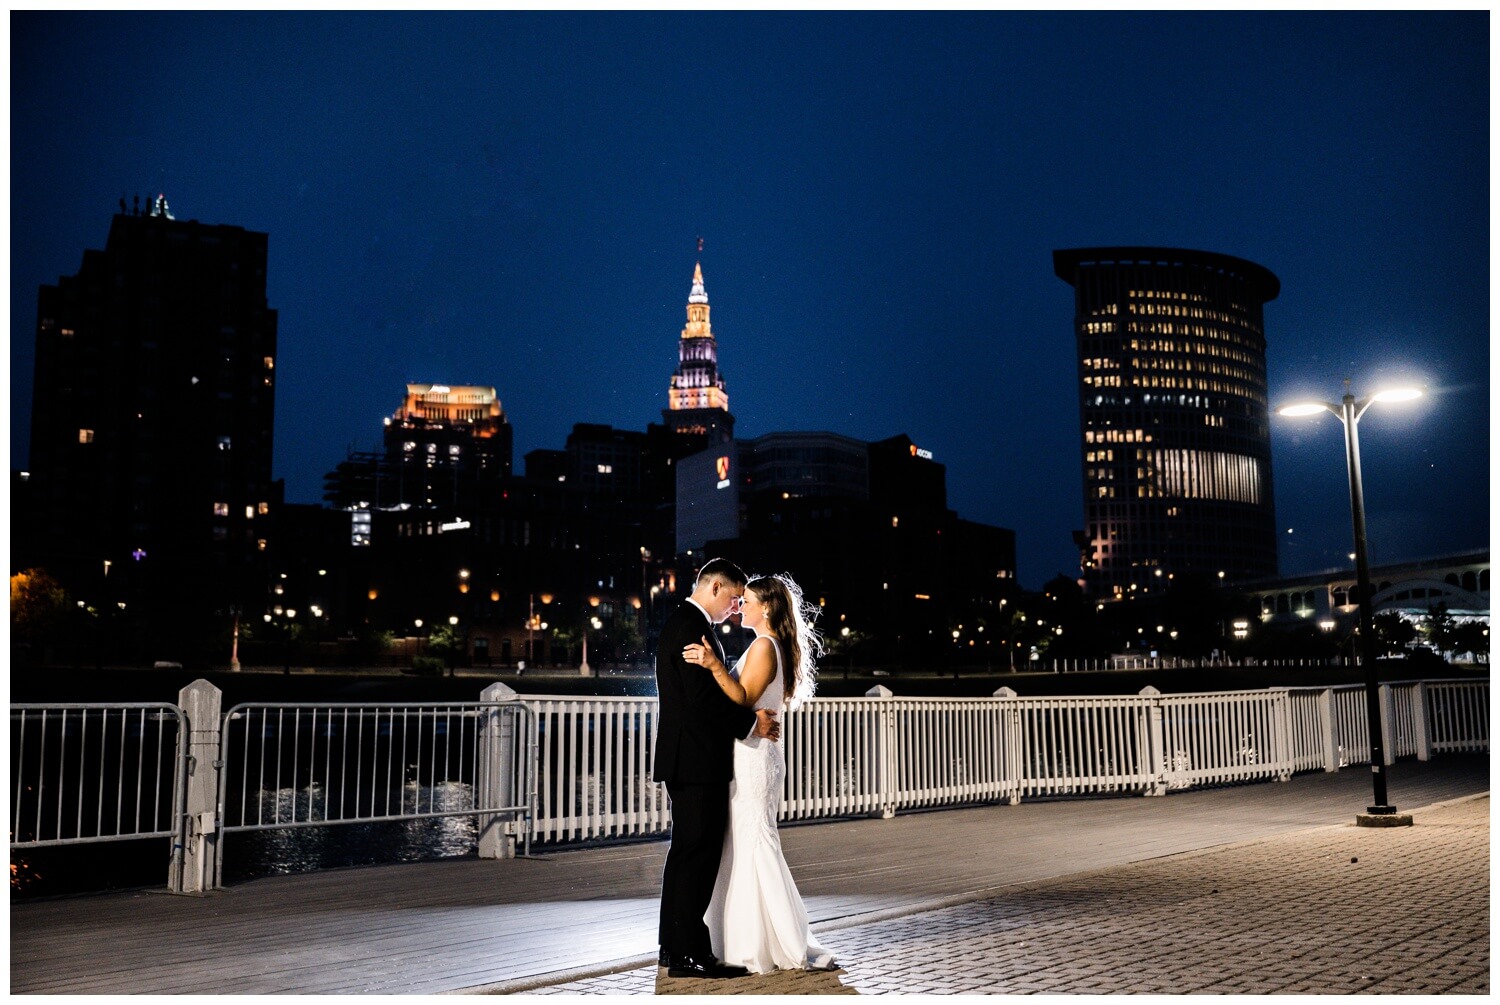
10, 756, 1487, 994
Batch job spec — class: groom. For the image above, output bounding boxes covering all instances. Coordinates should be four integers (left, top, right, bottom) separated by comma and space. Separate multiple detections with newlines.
654, 557, 779, 979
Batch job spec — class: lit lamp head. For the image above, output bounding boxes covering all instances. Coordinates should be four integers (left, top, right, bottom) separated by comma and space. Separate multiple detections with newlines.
1278, 385, 1421, 419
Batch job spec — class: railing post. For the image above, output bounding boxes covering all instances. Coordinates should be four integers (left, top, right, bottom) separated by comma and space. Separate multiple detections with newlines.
1411, 681, 1431, 762
866, 685, 896, 819
1318, 688, 1339, 772
1378, 684, 1396, 766
478, 682, 520, 859
177, 679, 222, 894
1271, 690, 1292, 782
1138, 686, 1166, 796
993, 687, 1022, 805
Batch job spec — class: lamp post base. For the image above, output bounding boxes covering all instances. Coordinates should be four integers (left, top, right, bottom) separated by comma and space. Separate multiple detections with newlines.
1357, 808, 1413, 827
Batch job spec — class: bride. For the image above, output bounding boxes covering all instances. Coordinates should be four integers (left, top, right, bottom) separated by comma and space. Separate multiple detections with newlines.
681, 573, 836, 974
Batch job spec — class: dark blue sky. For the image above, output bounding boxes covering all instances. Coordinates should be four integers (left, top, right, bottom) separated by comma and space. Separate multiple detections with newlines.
10, 12, 1489, 588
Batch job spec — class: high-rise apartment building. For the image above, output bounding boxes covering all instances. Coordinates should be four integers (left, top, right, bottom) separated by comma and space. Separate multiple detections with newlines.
324, 383, 512, 514
675, 431, 1016, 663
26, 197, 278, 654
1053, 246, 1280, 598
663, 263, 734, 443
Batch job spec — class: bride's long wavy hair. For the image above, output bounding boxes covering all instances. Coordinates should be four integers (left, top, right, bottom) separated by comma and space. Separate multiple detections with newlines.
746, 573, 823, 709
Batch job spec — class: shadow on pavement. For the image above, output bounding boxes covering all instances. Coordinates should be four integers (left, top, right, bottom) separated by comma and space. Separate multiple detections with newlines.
656, 965, 859, 995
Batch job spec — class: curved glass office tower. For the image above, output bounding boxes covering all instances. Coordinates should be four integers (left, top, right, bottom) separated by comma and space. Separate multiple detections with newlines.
1053, 247, 1281, 598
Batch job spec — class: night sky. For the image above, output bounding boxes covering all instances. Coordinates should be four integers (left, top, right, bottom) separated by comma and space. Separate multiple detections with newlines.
10, 12, 1489, 588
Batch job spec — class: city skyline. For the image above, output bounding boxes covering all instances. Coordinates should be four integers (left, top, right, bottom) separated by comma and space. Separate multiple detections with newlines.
10, 12, 1489, 588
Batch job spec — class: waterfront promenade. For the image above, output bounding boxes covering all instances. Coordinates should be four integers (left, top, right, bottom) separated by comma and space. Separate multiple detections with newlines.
10, 755, 1487, 995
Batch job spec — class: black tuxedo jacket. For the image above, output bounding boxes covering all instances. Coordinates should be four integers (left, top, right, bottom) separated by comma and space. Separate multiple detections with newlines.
652, 601, 757, 785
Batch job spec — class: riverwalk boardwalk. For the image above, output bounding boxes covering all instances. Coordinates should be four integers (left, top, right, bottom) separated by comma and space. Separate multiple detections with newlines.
10, 756, 1487, 995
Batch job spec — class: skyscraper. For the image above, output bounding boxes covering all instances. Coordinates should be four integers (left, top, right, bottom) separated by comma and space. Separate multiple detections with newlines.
1053, 246, 1280, 599
663, 262, 734, 443
26, 197, 278, 655
675, 431, 1016, 664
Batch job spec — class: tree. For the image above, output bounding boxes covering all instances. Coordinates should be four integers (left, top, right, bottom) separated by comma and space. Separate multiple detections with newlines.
549, 624, 580, 666
1422, 604, 1459, 656
1034, 575, 1108, 660
612, 618, 644, 659
348, 626, 395, 666
425, 624, 467, 671
1450, 621, 1489, 662
824, 627, 869, 676
11, 569, 70, 645
1372, 612, 1417, 656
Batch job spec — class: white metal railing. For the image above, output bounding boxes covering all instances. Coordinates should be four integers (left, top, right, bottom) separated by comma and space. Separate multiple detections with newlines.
10, 679, 1487, 890
782, 697, 887, 820
1426, 681, 1489, 753
1007, 695, 1154, 799
216, 700, 536, 884
1331, 686, 1370, 766
528, 696, 666, 845
519, 678, 1488, 844
1156, 690, 1289, 789
1044, 655, 1359, 673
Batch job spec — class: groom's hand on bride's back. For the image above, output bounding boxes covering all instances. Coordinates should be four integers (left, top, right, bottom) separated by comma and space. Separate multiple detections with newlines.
753, 709, 780, 741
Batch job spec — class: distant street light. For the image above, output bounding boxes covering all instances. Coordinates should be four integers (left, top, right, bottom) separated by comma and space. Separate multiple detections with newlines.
1278, 382, 1422, 823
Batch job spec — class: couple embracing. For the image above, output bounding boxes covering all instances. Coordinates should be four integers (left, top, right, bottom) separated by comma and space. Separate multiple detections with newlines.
653, 558, 836, 979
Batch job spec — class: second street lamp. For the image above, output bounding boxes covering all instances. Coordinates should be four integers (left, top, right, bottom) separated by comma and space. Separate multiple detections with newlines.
1278, 383, 1421, 825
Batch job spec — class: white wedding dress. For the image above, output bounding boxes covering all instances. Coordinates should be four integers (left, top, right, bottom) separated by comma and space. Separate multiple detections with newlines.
705, 633, 835, 973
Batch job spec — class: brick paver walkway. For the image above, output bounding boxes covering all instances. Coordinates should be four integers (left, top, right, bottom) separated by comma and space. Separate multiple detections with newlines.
523, 794, 1488, 995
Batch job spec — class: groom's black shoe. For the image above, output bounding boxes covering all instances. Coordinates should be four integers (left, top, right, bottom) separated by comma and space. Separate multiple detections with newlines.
665, 954, 749, 979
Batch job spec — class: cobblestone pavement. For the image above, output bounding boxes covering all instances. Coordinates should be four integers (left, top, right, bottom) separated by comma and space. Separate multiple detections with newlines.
520, 794, 1488, 995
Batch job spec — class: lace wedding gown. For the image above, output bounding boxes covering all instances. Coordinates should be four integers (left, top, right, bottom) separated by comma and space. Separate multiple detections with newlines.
705, 634, 835, 973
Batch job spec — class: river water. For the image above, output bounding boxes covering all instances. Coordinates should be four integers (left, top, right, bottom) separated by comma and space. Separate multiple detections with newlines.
11, 781, 484, 900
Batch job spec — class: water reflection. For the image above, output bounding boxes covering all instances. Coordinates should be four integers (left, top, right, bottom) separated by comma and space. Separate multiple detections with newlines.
228, 780, 479, 880
13, 781, 490, 898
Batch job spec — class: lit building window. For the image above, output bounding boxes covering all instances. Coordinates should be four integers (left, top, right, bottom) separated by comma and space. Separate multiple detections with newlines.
258, 501, 270, 515
257, 539, 268, 551
217, 436, 232, 451
263, 356, 274, 370
449, 445, 461, 456
245, 505, 255, 519
78, 429, 95, 444
214, 502, 230, 517
597, 464, 613, 474
351, 509, 372, 547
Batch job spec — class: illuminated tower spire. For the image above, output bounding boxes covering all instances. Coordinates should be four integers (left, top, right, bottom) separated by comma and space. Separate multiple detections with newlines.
664, 260, 735, 442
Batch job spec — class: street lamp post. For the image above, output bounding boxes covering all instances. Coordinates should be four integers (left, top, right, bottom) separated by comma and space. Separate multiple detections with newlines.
282, 609, 297, 675
1279, 384, 1421, 824
580, 612, 600, 677
228, 606, 241, 672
